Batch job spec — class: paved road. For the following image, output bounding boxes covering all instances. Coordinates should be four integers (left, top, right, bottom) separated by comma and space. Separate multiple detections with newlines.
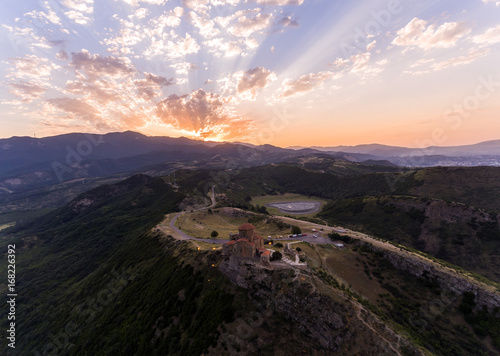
164, 199, 499, 295
167, 186, 341, 246
168, 185, 217, 241
168, 212, 193, 240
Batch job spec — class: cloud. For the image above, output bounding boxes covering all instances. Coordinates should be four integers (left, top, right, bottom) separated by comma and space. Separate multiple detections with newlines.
276, 71, 335, 98
237, 67, 276, 99
410, 58, 435, 68
56, 50, 69, 60
254, 0, 304, 5
9, 82, 46, 103
350, 52, 371, 73
228, 11, 273, 37
9, 55, 60, 78
204, 38, 245, 57
104, 6, 184, 57
71, 50, 135, 80
47, 97, 101, 121
277, 16, 299, 28
473, 25, 500, 45
36, 48, 177, 132
366, 40, 377, 51
482, 0, 500, 5
189, 11, 220, 38
144, 32, 200, 59
431, 48, 490, 71
392, 17, 471, 50
156, 89, 254, 140
24, 1, 62, 26
329, 51, 386, 78
134, 73, 176, 99
2, 24, 52, 50
134, 8, 149, 19
404, 47, 490, 75
61, 0, 94, 25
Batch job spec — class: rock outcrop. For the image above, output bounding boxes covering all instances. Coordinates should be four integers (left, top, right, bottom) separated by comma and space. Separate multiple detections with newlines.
369, 244, 500, 312
220, 259, 422, 355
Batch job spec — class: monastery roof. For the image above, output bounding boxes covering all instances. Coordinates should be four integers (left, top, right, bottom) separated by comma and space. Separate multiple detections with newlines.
254, 235, 263, 240
226, 240, 237, 246
238, 223, 255, 231
261, 251, 271, 257
237, 238, 249, 243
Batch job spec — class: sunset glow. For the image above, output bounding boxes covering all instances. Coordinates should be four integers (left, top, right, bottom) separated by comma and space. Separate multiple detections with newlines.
1, 0, 499, 147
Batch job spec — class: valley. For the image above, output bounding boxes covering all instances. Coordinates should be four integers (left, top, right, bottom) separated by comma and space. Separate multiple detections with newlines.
1, 133, 500, 355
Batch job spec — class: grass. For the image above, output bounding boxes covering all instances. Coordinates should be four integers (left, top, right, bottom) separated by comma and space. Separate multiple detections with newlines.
0, 223, 15, 231
251, 193, 327, 216
172, 208, 298, 239
193, 241, 223, 250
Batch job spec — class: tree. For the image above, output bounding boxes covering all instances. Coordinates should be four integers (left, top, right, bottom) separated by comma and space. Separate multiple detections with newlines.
275, 243, 283, 248
270, 251, 282, 261
291, 226, 302, 235
210, 230, 219, 238
259, 206, 269, 215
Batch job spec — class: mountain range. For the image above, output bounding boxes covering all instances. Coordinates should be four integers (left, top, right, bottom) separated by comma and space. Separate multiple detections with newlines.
2, 132, 500, 355
289, 140, 500, 156
2, 131, 500, 197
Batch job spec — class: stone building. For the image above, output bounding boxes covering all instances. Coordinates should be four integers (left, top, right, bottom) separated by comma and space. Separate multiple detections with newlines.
223, 223, 269, 264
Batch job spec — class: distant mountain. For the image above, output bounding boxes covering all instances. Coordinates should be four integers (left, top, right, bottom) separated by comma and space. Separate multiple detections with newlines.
289, 140, 500, 167
0, 131, 393, 194
289, 140, 500, 157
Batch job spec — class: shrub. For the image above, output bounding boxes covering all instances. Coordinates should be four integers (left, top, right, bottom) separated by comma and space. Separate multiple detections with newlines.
271, 251, 282, 261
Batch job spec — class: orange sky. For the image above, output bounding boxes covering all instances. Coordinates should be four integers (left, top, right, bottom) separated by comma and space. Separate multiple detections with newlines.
1, 0, 500, 147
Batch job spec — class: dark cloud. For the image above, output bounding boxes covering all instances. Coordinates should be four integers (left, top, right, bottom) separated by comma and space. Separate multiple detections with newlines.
237, 67, 274, 99
135, 73, 175, 100
56, 50, 69, 60
71, 50, 134, 80
278, 16, 299, 28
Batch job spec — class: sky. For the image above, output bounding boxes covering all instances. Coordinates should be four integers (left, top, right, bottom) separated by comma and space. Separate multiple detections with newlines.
0, 0, 499, 148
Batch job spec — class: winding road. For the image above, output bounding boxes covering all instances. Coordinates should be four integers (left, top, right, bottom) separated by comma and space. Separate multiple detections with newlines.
167, 185, 227, 243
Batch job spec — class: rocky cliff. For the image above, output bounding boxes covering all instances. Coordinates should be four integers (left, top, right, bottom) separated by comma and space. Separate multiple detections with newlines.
368, 243, 500, 313
219, 258, 422, 355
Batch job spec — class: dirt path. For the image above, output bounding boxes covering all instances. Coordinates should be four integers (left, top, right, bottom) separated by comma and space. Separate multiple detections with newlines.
355, 307, 403, 356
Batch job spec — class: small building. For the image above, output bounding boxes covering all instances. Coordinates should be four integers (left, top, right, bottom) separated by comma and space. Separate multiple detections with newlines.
260, 249, 272, 265
223, 223, 267, 262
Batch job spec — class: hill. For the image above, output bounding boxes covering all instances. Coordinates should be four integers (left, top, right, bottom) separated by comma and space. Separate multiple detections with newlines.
0, 131, 386, 195
291, 140, 500, 157
0, 174, 422, 355
198, 164, 500, 284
